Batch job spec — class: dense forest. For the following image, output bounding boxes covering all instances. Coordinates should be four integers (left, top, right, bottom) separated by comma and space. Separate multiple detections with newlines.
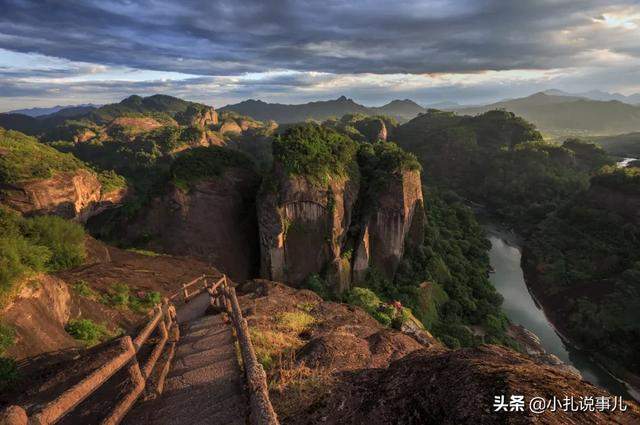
525, 166, 640, 374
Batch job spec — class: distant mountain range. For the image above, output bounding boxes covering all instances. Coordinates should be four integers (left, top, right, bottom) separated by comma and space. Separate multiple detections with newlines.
4, 91, 640, 139
542, 89, 640, 105
7, 104, 99, 117
455, 92, 640, 135
220, 96, 426, 123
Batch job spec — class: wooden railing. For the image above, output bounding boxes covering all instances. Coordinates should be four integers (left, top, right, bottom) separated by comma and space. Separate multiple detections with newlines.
0, 274, 278, 425
212, 277, 279, 425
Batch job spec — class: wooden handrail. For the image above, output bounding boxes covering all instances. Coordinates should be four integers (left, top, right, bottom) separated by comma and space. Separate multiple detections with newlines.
3, 274, 213, 424
1, 273, 276, 425
217, 279, 279, 425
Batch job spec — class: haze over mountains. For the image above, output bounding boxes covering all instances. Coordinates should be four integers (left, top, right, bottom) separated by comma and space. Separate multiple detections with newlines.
4, 90, 640, 138
7, 104, 100, 117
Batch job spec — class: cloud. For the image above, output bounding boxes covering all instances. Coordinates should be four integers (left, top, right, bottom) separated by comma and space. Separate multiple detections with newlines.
0, 0, 639, 109
0, 0, 639, 76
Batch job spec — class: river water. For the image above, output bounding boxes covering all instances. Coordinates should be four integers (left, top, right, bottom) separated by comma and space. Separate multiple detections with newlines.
617, 157, 637, 167
485, 225, 639, 402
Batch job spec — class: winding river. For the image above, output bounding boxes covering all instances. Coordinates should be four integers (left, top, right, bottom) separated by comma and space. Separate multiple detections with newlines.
485, 225, 639, 402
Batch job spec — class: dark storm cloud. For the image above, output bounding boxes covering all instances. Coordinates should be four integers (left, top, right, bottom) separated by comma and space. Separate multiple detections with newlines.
0, 0, 636, 76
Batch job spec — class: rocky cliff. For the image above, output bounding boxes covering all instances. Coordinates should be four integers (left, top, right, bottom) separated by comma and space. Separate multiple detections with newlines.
257, 125, 425, 293
353, 169, 424, 282
0, 168, 125, 222
258, 165, 359, 291
239, 280, 640, 424
184, 105, 219, 128
135, 168, 260, 281
354, 117, 388, 142
123, 147, 260, 281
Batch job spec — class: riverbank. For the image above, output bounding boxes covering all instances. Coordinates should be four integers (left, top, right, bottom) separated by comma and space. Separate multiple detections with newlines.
484, 223, 640, 402
520, 240, 640, 402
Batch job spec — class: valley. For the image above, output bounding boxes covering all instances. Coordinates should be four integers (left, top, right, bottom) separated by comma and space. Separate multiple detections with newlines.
1, 93, 640, 423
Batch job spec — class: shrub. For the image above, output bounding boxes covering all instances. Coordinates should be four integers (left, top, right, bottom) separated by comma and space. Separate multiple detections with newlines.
171, 146, 255, 191
65, 319, 112, 346
97, 170, 127, 194
129, 290, 162, 313
0, 357, 18, 391
23, 215, 86, 270
0, 324, 15, 355
101, 283, 160, 313
300, 274, 329, 300
346, 287, 383, 313
0, 236, 51, 306
72, 280, 97, 299
102, 283, 131, 307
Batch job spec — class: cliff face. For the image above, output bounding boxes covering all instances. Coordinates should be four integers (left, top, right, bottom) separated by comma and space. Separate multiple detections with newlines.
135, 168, 261, 281
1, 275, 78, 360
0, 169, 124, 222
353, 170, 424, 282
258, 165, 425, 292
258, 166, 359, 291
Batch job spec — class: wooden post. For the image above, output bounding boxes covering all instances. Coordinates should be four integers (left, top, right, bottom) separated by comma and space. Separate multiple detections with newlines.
30, 336, 136, 424
182, 283, 189, 302
0, 406, 27, 425
102, 356, 145, 425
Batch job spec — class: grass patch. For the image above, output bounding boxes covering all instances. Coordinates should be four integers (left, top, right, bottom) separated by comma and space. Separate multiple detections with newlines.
276, 311, 315, 334
270, 358, 335, 421
126, 248, 163, 257
65, 319, 113, 347
249, 328, 302, 372
296, 302, 317, 313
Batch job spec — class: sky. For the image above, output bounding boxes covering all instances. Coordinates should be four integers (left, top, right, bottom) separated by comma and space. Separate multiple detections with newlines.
1, 0, 640, 111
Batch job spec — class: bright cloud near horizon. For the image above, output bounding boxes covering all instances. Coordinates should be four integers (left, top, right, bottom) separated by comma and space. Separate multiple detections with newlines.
1, 0, 640, 111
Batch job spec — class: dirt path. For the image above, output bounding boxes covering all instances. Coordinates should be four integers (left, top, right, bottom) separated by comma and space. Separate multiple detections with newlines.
123, 294, 248, 425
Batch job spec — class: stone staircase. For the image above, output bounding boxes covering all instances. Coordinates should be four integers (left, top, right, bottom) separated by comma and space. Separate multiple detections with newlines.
123, 296, 248, 425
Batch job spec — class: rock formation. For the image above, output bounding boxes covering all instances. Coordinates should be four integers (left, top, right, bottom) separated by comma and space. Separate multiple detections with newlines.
258, 165, 359, 291
132, 168, 261, 281
1, 275, 78, 360
258, 154, 425, 292
352, 169, 424, 282
354, 117, 388, 142
0, 169, 125, 222
188, 106, 219, 127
